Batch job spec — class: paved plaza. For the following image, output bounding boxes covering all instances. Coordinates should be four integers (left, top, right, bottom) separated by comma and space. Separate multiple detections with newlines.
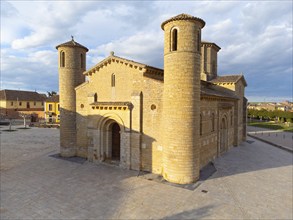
247, 125, 293, 152
0, 125, 292, 219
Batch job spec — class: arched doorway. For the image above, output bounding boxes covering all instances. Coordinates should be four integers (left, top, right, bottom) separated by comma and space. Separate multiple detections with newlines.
111, 122, 120, 160
220, 117, 228, 154
96, 113, 127, 167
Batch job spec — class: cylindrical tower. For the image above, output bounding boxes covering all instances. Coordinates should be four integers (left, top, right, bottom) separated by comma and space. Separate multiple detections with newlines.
161, 14, 205, 184
56, 37, 88, 157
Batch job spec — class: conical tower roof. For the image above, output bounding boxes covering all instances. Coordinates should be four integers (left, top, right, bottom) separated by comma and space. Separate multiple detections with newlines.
161, 13, 205, 30
56, 37, 88, 51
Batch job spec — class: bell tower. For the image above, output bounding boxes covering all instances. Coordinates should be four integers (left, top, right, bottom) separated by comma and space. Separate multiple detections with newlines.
56, 37, 88, 157
161, 14, 205, 184
201, 41, 221, 81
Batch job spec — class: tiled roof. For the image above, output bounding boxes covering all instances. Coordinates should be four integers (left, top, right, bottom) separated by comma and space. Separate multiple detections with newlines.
161, 13, 205, 30
201, 87, 239, 100
0, 89, 46, 101
201, 81, 239, 100
46, 95, 59, 102
56, 39, 89, 52
210, 75, 247, 86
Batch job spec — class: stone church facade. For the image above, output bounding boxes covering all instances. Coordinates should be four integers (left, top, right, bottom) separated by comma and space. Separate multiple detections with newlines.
56, 14, 247, 184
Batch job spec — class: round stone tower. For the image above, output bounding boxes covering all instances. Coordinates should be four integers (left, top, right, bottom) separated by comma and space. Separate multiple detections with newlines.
56, 37, 88, 157
161, 14, 205, 184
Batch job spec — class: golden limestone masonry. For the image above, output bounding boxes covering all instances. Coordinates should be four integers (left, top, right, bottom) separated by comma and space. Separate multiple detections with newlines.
56, 14, 247, 184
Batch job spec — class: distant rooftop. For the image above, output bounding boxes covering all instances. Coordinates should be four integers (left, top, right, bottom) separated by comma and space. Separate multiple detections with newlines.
0, 89, 46, 101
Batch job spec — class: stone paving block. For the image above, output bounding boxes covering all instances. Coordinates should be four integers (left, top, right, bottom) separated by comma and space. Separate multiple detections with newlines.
1, 127, 292, 219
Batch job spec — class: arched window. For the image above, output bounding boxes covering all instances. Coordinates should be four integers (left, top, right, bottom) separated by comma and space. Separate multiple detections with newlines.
60, 51, 65, 67
211, 113, 215, 132
94, 93, 98, 102
111, 73, 115, 87
171, 28, 178, 51
200, 114, 203, 136
81, 53, 84, 68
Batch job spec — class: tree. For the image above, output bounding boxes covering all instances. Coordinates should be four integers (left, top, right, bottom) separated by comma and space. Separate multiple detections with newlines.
267, 110, 276, 121
248, 108, 293, 123
0, 111, 13, 130
47, 91, 57, 97
19, 112, 31, 128
283, 111, 293, 123
248, 109, 257, 119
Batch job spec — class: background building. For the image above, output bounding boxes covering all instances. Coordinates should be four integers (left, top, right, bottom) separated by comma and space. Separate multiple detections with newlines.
44, 95, 60, 123
0, 89, 46, 122
248, 101, 292, 112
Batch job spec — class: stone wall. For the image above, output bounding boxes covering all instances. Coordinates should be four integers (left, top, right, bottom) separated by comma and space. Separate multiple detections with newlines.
199, 98, 235, 169
75, 58, 164, 173
216, 81, 246, 145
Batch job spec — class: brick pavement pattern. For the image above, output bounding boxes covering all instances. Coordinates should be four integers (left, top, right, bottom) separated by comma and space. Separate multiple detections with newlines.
0, 126, 292, 219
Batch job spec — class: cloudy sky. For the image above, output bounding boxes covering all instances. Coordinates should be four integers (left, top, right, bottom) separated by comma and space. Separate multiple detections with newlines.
1, 1, 292, 102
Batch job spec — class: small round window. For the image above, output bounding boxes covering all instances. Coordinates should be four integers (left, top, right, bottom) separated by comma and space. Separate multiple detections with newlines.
80, 104, 84, 109
151, 104, 156, 110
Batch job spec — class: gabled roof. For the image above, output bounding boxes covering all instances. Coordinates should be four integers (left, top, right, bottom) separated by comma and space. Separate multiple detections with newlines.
56, 38, 88, 52
84, 53, 164, 80
46, 95, 59, 103
161, 13, 205, 30
0, 89, 46, 101
210, 74, 247, 87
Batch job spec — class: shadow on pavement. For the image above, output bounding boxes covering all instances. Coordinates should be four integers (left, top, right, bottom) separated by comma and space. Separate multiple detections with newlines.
163, 204, 215, 219
209, 137, 293, 180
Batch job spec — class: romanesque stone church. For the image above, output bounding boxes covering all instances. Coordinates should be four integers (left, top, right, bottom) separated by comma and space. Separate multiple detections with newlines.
56, 13, 247, 184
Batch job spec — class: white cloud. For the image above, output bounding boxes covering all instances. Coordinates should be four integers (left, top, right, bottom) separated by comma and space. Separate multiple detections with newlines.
12, 27, 56, 49
240, 2, 292, 35
28, 50, 56, 66
89, 30, 164, 68
0, 1, 292, 101
1, 48, 58, 92
6, 1, 100, 49
0, 1, 29, 45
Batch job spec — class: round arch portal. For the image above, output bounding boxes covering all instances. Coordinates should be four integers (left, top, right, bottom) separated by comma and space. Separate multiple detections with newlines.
97, 113, 125, 163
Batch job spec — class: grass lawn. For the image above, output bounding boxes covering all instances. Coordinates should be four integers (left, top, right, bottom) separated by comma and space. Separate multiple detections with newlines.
248, 121, 293, 132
